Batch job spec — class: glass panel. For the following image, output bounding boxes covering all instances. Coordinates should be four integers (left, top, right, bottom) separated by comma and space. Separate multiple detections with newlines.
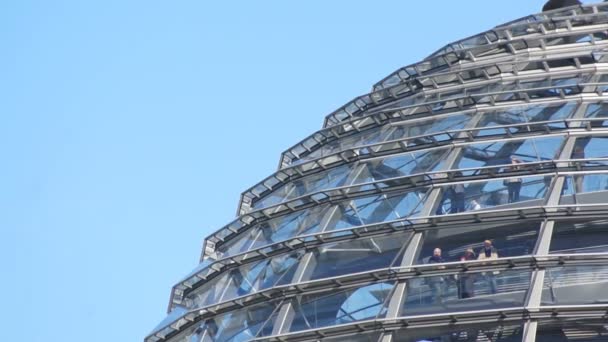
289, 282, 394, 332
559, 173, 608, 206
536, 319, 608, 342
475, 102, 577, 132
416, 221, 541, 265
542, 265, 608, 306
550, 219, 608, 254
252, 163, 354, 210
571, 136, 608, 165
294, 113, 471, 165
220, 188, 430, 258
360, 147, 450, 184
201, 300, 282, 342
308, 232, 411, 281
254, 147, 450, 211
456, 135, 564, 171
392, 322, 523, 342
184, 251, 304, 310
585, 103, 608, 126
402, 268, 532, 316
435, 175, 549, 215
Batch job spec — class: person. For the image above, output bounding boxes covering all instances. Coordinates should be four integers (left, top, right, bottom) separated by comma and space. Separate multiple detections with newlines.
450, 172, 466, 213
477, 240, 499, 294
505, 156, 522, 203
458, 248, 477, 299
427, 248, 446, 304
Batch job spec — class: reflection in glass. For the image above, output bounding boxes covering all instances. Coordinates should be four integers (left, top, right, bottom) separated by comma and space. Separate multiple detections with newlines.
392, 322, 523, 342
536, 319, 608, 342
199, 300, 281, 342
184, 251, 303, 310
542, 265, 608, 306
289, 282, 394, 332
402, 269, 531, 316
253, 147, 449, 211
295, 113, 471, 165
550, 219, 608, 254
309, 233, 410, 281
435, 176, 549, 215
456, 135, 564, 171
560, 173, 608, 206
475, 102, 577, 133
220, 188, 430, 258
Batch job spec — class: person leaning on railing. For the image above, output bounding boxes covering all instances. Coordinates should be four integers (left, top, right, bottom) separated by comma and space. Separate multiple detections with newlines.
477, 240, 499, 294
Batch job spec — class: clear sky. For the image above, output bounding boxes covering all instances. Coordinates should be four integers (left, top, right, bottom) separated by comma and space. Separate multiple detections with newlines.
1, 1, 595, 341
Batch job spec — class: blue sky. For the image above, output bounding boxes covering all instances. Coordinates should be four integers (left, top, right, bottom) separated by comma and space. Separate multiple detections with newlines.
1, 1, 592, 341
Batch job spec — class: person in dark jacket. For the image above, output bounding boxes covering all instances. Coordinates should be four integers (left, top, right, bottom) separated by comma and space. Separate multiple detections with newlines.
427, 248, 446, 304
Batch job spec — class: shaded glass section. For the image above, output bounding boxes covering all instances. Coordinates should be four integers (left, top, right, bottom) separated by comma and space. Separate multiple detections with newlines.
542, 265, 608, 306
550, 219, 608, 254
416, 221, 541, 265
536, 319, 608, 342
308, 232, 411, 280
402, 268, 532, 316
392, 322, 523, 342
219, 188, 430, 258
295, 113, 471, 165
435, 175, 549, 215
253, 147, 450, 210
289, 282, 394, 333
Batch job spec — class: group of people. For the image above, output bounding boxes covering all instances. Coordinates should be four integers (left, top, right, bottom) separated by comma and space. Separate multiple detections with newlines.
426, 240, 499, 303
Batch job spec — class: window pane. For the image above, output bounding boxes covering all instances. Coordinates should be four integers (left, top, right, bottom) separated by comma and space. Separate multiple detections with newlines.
289, 282, 395, 332
435, 175, 549, 215
309, 232, 411, 280
536, 319, 608, 341
416, 221, 541, 265
550, 219, 608, 254
402, 268, 532, 316
542, 265, 608, 306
